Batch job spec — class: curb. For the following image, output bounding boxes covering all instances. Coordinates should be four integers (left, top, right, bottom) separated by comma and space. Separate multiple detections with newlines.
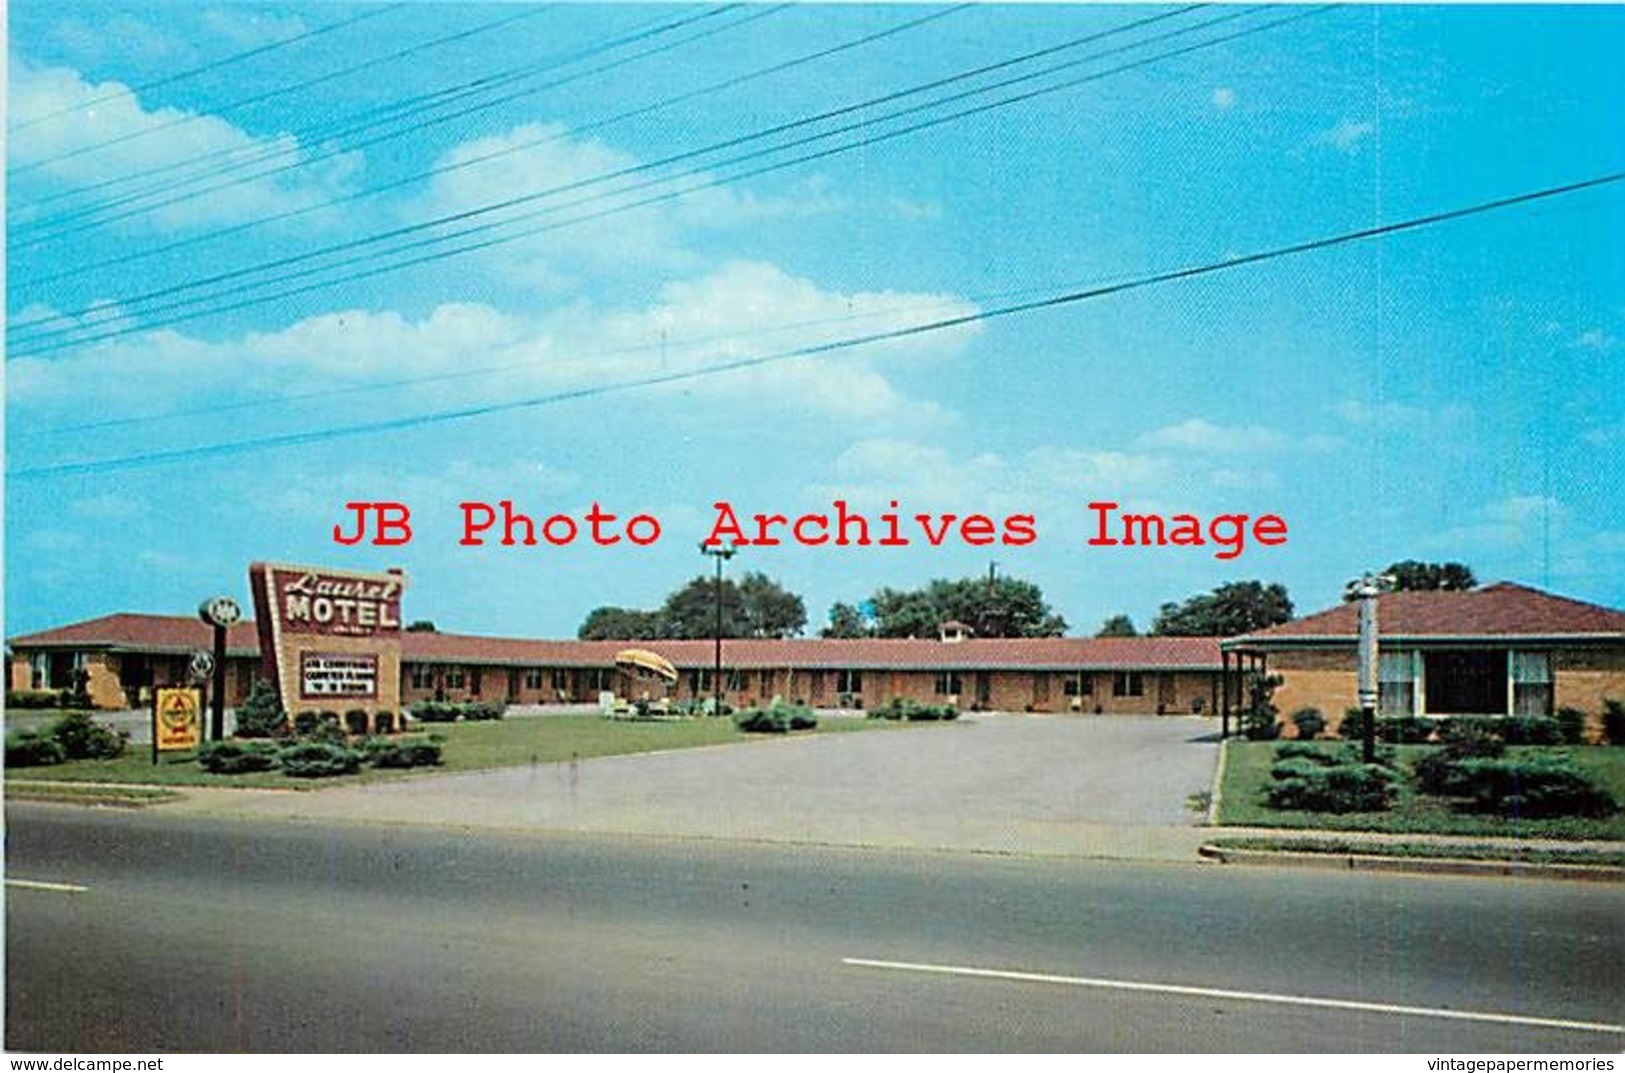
1198, 843, 1625, 882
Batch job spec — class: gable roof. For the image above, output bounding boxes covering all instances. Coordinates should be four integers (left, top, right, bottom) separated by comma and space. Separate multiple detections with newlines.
8, 613, 1222, 671
1228, 582, 1625, 647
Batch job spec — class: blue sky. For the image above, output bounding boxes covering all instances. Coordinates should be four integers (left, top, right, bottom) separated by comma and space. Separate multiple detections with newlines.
6, 3, 1624, 640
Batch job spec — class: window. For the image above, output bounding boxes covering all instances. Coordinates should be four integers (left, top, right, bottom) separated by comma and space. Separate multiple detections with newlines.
759, 670, 774, 695
524, 668, 544, 690
836, 669, 863, 695
934, 672, 962, 696
726, 669, 746, 692
552, 669, 570, 691
690, 669, 713, 694
444, 668, 466, 689
1510, 651, 1552, 717
1063, 672, 1093, 697
30, 653, 47, 690
588, 668, 614, 692
410, 665, 432, 690
1112, 672, 1143, 698
1379, 651, 1418, 717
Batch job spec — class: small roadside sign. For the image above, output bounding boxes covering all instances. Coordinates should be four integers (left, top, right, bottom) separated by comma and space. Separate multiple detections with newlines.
154, 686, 202, 758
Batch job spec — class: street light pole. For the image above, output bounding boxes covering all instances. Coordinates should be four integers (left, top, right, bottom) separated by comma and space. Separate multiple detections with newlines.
699, 542, 737, 715
1348, 573, 1393, 763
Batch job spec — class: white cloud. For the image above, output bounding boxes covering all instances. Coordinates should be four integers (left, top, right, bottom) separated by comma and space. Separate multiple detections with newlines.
1574, 328, 1618, 354
1211, 87, 1236, 111
1313, 118, 1376, 155
1335, 398, 1470, 429
9, 59, 360, 231
10, 262, 981, 431
1138, 418, 1285, 453
411, 123, 846, 290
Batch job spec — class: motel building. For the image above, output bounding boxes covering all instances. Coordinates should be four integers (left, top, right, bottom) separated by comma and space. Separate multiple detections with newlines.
1223, 582, 1625, 738
9, 579, 1623, 736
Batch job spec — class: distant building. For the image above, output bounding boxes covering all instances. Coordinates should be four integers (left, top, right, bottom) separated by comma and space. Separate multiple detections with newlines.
1224, 582, 1625, 738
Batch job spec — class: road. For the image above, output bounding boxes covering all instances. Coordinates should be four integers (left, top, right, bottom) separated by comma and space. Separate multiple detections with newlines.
7, 805, 1623, 1052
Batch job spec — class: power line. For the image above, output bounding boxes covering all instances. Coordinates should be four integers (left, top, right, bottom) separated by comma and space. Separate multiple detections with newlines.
14, 4, 557, 213
11, 5, 1230, 347
12, 171, 1618, 480
21, 5, 969, 289
7, 4, 406, 135
11, 5, 758, 247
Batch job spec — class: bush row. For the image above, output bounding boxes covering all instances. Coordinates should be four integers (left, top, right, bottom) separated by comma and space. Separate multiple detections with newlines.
409, 700, 504, 723
1264, 722, 1618, 818
1332, 711, 1588, 746
4, 712, 127, 768
5, 689, 85, 710
197, 735, 443, 777
867, 698, 961, 722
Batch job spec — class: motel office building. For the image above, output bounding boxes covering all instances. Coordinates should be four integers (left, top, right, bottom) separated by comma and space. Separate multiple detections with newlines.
11, 581, 1623, 732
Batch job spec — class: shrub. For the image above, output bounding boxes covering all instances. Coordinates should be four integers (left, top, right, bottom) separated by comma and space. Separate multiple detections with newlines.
410, 701, 459, 723
234, 679, 288, 738
1380, 716, 1437, 744
277, 742, 363, 778
1605, 699, 1625, 746
5, 729, 67, 767
1500, 715, 1562, 746
1241, 671, 1283, 741
48, 711, 127, 760
1426, 756, 1616, 819
344, 709, 370, 735
1290, 707, 1326, 740
197, 740, 280, 775
462, 701, 505, 721
363, 735, 443, 769
1266, 762, 1398, 813
1555, 707, 1588, 746
410, 700, 503, 723
1273, 742, 1340, 765
1338, 708, 1370, 741
734, 702, 817, 734
6, 690, 63, 709
375, 710, 397, 734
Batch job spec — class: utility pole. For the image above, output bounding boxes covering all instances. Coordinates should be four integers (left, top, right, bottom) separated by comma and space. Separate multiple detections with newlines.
699, 543, 737, 715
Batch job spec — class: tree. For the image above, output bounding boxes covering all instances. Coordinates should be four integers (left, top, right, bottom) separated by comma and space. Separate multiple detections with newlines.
858, 576, 1066, 638
1095, 614, 1138, 637
406, 620, 438, 633
1379, 560, 1477, 595
821, 601, 873, 639
576, 573, 807, 640
577, 606, 664, 641
1152, 581, 1293, 637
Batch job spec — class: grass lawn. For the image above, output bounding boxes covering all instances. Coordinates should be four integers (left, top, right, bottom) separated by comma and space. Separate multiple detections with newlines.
1216, 741, 1625, 840
1205, 835, 1625, 868
4, 782, 185, 807
3, 713, 913, 791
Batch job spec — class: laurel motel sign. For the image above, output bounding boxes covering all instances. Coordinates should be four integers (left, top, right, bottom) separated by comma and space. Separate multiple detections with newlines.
249, 562, 407, 732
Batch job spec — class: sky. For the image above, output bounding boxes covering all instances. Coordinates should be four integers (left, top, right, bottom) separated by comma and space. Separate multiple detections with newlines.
6, 2, 1624, 641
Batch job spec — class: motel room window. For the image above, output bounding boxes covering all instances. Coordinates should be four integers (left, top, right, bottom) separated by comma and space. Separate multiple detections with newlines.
410, 666, 432, 690
1510, 651, 1553, 717
836, 669, 863, 695
934, 672, 962, 696
1063, 672, 1093, 697
589, 668, 613, 692
1112, 672, 1143, 698
30, 653, 47, 690
759, 670, 774, 695
524, 669, 544, 690
725, 669, 746, 692
551, 669, 570, 692
1380, 651, 1419, 717
444, 668, 466, 689
690, 669, 713, 694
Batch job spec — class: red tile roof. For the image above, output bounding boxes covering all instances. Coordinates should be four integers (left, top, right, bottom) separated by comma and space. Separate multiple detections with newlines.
1230, 582, 1625, 646
9, 613, 1222, 670
7, 613, 262, 656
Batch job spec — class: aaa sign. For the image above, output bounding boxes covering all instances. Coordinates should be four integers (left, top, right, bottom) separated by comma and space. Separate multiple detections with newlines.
155, 687, 202, 752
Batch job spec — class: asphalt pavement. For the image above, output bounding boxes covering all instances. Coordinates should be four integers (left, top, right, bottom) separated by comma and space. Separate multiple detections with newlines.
7, 805, 1623, 1052
157, 714, 1223, 860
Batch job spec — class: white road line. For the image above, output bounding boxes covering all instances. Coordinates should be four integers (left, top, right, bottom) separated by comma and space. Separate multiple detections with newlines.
5, 879, 88, 894
842, 957, 1625, 1036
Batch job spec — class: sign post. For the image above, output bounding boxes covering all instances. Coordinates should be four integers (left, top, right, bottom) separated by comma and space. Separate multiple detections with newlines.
199, 597, 241, 742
